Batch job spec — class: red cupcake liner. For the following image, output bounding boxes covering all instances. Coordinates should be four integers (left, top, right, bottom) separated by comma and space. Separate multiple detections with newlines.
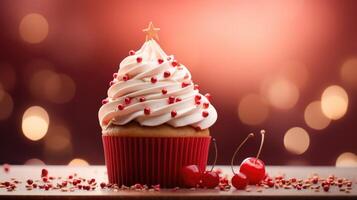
102, 136, 211, 188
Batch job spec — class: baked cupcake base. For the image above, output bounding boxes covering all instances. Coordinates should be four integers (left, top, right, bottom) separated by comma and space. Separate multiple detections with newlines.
102, 123, 211, 188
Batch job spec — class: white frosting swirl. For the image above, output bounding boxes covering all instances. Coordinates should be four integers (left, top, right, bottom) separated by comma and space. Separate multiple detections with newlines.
98, 39, 217, 130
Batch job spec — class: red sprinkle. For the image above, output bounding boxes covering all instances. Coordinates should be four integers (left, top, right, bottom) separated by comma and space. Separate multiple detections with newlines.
175, 97, 182, 102
100, 182, 106, 189
162, 88, 167, 95
124, 97, 131, 104
144, 107, 151, 115
168, 96, 175, 104
27, 179, 33, 185
129, 50, 135, 55
42, 177, 48, 182
203, 102, 209, 109
158, 58, 164, 64
151, 77, 157, 84
202, 111, 209, 118
139, 97, 146, 102
164, 71, 171, 78
136, 57, 142, 63
3, 164, 10, 173
117, 104, 124, 110
195, 100, 201, 105
113, 73, 118, 79
195, 95, 201, 101
171, 110, 177, 118
182, 82, 190, 88
41, 169, 48, 177
205, 93, 211, 101
102, 99, 108, 105
68, 175, 73, 179
171, 60, 178, 67
123, 74, 130, 81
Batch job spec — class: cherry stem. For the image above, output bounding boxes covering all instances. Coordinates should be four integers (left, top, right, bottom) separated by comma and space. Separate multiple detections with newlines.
209, 138, 218, 172
230, 133, 254, 175
255, 130, 265, 163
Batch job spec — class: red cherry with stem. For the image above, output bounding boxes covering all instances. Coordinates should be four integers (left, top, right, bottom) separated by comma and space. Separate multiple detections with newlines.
181, 165, 201, 188
239, 130, 266, 185
201, 138, 220, 188
231, 133, 254, 190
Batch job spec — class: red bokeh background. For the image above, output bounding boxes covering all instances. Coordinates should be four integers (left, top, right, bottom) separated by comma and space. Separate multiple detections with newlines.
0, 0, 357, 166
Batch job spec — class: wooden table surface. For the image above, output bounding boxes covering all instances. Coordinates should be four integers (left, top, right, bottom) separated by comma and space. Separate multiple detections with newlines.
0, 165, 356, 199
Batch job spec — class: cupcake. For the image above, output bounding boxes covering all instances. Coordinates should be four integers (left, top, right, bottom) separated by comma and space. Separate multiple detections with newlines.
99, 23, 217, 188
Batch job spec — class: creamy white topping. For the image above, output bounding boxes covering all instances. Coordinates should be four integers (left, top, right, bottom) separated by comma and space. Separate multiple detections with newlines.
98, 39, 217, 130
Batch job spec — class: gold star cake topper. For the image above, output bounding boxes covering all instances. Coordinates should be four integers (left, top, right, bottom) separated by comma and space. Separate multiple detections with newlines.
143, 22, 160, 41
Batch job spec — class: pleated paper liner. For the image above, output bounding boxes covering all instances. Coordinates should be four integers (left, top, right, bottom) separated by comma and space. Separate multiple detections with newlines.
102, 136, 211, 188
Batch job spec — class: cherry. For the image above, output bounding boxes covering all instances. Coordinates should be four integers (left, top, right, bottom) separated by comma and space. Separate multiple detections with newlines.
239, 130, 266, 185
230, 133, 254, 190
232, 173, 248, 190
201, 138, 220, 188
181, 165, 201, 188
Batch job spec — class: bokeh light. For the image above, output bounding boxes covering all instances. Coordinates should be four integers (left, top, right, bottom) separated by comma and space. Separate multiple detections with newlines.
335, 152, 357, 167
30, 70, 76, 103
0, 63, 16, 91
19, 13, 49, 44
238, 93, 269, 125
304, 101, 331, 130
44, 125, 71, 152
261, 77, 300, 110
22, 106, 49, 141
340, 58, 357, 88
0, 91, 14, 120
68, 158, 89, 166
321, 85, 348, 120
24, 158, 45, 165
284, 127, 310, 155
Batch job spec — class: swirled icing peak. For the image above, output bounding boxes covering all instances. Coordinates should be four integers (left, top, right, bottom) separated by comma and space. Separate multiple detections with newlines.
99, 39, 217, 130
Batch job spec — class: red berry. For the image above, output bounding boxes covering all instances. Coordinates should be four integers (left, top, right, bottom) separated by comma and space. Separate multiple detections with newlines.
201, 171, 220, 188
232, 173, 248, 190
139, 97, 146, 102
158, 58, 164, 64
203, 102, 209, 109
205, 93, 211, 101
113, 73, 118, 79
144, 107, 151, 115
164, 71, 171, 78
27, 179, 33, 185
182, 82, 190, 88
123, 74, 129, 81
124, 97, 131, 104
168, 96, 175, 104
41, 169, 48, 177
171, 60, 178, 67
202, 111, 209, 118
42, 177, 48, 182
195, 95, 201, 101
181, 165, 201, 188
100, 182, 106, 189
68, 175, 73, 179
117, 104, 124, 110
129, 50, 135, 55
175, 97, 182, 102
162, 88, 167, 94
239, 157, 266, 185
171, 110, 177, 117
151, 77, 157, 83
195, 100, 201, 105
194, 84, 199, 90
136, 57, 142, 63
267, 180, 274, 187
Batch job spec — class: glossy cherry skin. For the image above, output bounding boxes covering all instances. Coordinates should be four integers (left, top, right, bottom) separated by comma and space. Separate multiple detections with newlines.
201, 171, 219, 188
239, 157, 266, 185
181, 165, 201, 188
231, 172, 248, 190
